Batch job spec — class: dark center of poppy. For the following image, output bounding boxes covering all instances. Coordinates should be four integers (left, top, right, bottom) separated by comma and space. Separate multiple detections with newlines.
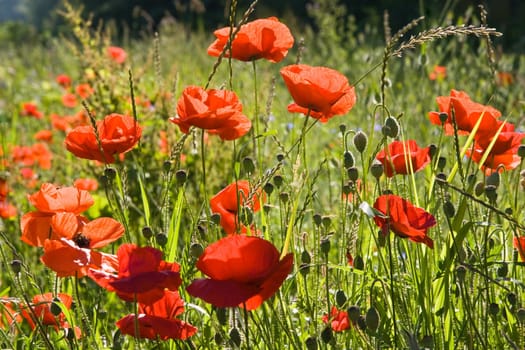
73, 233, 90, 248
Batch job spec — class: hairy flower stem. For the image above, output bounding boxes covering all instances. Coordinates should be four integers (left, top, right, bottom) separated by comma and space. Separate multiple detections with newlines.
387, 237, 398, 347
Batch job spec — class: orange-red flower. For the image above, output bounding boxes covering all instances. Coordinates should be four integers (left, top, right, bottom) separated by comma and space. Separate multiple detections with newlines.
21, 183, 94, 247
65, 113, 142, 163
75, 83, 94, 99
280, 64, 356, 122
88, 244, 182, 304
187, 235, 293, 310
34, 130, 53, 143
55, 74, 72, 89
514, 236, 525, 262
170, 86, 251, 140
116, 290, 197, 340
0, 201, 17, 219
20, 102, 43, 119
373, 194, 436, 248
21, 293, 81, 338
467, 121, 525, 173
61, 93, 78, 108
428, 89, 501, 136
322, 306, 351, 332
107, 46, 127, 64
210, 180, 264, 235
74, 178, 99, 191
376, 140, 431, 177
51, 111, 89, 132
208, 17, 294, 63
429, 65, 446, 81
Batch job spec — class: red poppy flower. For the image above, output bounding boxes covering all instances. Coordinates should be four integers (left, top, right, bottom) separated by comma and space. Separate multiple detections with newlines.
65, 113, 142, 163
74, 178, 98, 191
0, 201, 17, 219
322, 306, 351, 332
21, 293, 81, 338
428, 89, 501, 136
20, 102, 43, 119
20, 183, 94, 247
107, 46, 127, 64
51, 112, 89, 132
429, 65, 446, 81
0, 297, 23, 330
170, 86, 251, 141
376, 140, 431, 177
62, 93, 78, 108
187, 235, 294, 310
467, 121, 525, 173
116, 290, 197, 340
75, 83, 94, 99
210, 180, 264, 235
208, 17, 294, 63
373, 194, 436, 248
88, 244, 182, 304
34, 130, 53, 143
280, 64, 356, 122
514, 236, 525, 262
55, 74, 72, 89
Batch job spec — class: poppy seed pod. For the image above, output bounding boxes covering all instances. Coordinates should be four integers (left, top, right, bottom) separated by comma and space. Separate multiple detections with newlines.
353, 255, 364, 270
353, 131, 368, 153
263, 182, 274, 195
320, 237, 331, 255
242, 157, 255, 174
365, 307, 380, 331
347, 305, 360, 322
488, 302, 499, 317
175, 170, 187, 186
347, 167, 359, 181
370, 161, 384, 179
190, 243, 204, 259
155, 232, 168, 246
335, 290, 347, 307
497, 263, 508, 278
10, 259, 22, 274
229, 328, 241, 347
142, 226, 153, 239
443, 200, 455, 218
305, 336, 318, 350
301, 250, 311, 264
343, 150, 355, 169
320, 326, 333, 344
383, 116, 400, 138
50, 298, 63, 317
485, 172, 500, 187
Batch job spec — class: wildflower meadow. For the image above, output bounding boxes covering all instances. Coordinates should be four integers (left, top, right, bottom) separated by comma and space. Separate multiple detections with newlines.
1, 0, 525, 349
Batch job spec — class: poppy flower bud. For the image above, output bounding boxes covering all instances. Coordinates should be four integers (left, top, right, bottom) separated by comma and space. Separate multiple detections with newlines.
353, 255, 364, 270
313, 213, 322, 226
263, 182, 274, 195
370, 161, 384, 179
263, 204, 272, 214
50, 297, 62, 316
299, 263, 310, 276
216, 307, 228, 325
347, 167, 359, 181
518, 145, 525, 158
516, 308, 525, 323
497, 263, 508, 278
353, 131, 368, 153
365, 307, 380, 332
155, 232, 168, 246
279, 191, 289, 203
443, 200, 455, 218
321, 216, 332, 229
104, 167, 117, 180
320, 237, 331, 255
428, 144, 438, 159
239, 207, 253, 226
305, 336, 318, 350
485, 172, 500, 187
142, 226, 153, 239
163, 160, 172, 173
343, 150, 355, 169
210, 213, 221, 225
273, 174, 283, 188
229, 328, 241, 347
10, 259, 21, 274
382, 116, 400, 138
488, 302, 499, 317
438, 112, 448, 124
455, 265, 467, 282
484, 185, 497, 202
437, 156, 447, 171
242, 157, 255, 174
301, 250, 311, 264
347, 305, 360, 322
190, 243, 204, 259
420, 335, 433, 348
320, 326, 333, 344
214, 333, 223, 345
175, 170, 187, 186
335, 290, 347, 307
507, 292, 517, 306
474, 181, 485, 196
